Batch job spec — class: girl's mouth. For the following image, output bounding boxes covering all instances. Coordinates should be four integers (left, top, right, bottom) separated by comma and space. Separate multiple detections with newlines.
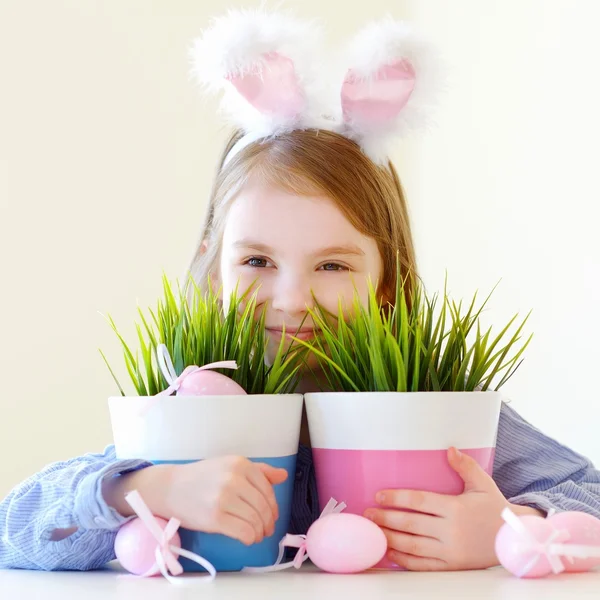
265, 327, 316, 341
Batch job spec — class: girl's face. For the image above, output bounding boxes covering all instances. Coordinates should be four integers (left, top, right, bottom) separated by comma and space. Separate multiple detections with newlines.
218, 176, 383, 363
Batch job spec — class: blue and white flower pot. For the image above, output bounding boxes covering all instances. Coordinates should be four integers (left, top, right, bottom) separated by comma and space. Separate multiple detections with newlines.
108, 393, 303, 572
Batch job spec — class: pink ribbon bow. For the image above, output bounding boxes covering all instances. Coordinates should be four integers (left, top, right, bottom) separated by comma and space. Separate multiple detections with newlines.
124, 490, 217, 584
242, 498, 347, 573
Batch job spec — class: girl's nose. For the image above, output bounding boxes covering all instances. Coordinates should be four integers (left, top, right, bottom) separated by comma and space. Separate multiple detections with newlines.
270, 274, 313, 317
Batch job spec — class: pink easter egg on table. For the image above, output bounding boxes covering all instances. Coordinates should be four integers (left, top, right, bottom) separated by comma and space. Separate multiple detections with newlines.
495, 515, 556, 578
306, 513, 387, 574
548, 511, 600, 572
177, 369, 246, 396
115, 517, 181, 576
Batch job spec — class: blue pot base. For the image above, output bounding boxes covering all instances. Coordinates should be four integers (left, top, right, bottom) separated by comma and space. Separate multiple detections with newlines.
152, 455, 297, 572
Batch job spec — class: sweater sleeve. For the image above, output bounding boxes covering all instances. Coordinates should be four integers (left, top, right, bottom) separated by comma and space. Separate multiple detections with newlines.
0, 445, 151, 571
493, 402, 600, 517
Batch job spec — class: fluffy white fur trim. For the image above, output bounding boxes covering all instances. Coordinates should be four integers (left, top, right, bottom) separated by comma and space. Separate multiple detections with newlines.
341, 16, 445, 164
190, 8, 326, 136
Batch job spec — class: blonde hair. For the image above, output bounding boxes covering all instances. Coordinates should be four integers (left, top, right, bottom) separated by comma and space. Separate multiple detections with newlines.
187, 129, 418, 304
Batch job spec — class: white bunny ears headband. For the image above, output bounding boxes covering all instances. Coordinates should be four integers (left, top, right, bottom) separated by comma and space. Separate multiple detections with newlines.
190, 9, 442, 166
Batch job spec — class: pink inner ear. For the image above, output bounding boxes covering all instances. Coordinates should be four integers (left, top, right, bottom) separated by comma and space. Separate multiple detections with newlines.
341, 59, 416, 126
226, 51, 305, 119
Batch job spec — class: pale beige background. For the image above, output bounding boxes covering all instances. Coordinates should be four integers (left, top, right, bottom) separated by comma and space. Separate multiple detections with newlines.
1, 0, 599, 498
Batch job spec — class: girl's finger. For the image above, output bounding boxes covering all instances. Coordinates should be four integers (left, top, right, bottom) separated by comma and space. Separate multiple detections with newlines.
214, 511, 258, 546
387, 549, 449, 572
247, 464, 283, 521
365, 508, 441, 539
222, 495, 264, 544
236, 478, 275, 537
380, 527, 443, 559
376, 489, 452, 517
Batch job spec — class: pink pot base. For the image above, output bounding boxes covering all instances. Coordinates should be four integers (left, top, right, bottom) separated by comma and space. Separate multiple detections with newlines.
312, 447, 495, 570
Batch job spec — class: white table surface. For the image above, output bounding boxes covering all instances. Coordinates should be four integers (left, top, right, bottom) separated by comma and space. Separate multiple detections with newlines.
1, 562, 598, 599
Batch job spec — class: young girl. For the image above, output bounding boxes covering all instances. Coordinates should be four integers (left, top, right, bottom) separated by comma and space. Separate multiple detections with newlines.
1, 11, 599, 574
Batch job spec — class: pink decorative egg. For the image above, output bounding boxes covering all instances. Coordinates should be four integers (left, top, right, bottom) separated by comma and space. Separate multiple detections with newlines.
548, 511, 600, 572
177, 370, 246, 396
495, 515, 556, 578
115, 517, 181, 576
306, 513, 387, 574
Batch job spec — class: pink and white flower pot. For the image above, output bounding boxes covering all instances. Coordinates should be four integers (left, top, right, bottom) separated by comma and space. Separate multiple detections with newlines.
304, 391, 502, 569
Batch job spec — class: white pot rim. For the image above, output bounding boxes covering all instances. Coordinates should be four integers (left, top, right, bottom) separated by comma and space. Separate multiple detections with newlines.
108, 393, 303, 460
108, 393, 303, 401
305, 390, 500, 397
305, 391, 502, 450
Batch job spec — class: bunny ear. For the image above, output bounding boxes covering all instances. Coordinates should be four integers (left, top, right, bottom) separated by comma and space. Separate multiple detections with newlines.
340, 18, 443, 164
342, 60, 416, 126
226, 52, 305, 120
190, 9, 324, 139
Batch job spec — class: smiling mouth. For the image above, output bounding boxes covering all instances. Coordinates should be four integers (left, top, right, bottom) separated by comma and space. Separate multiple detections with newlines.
265, 328, 317, 341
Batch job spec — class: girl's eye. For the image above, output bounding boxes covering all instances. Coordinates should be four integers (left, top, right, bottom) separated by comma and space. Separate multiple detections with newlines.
319, 263, 349, 272
246, 257, 270, 268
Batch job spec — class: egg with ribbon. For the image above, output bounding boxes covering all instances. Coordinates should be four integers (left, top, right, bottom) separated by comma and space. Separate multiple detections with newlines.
495, 513, 562, 578
157, 344, 246, 397
242, 498, 387, 575
495, 507, 600, 578
306, 513, 387, 573
137, 345, 246, 417
115, 516, 182, 576
547, 511, 600, 572
175, 365, 247, 396
114, 490, 217, 581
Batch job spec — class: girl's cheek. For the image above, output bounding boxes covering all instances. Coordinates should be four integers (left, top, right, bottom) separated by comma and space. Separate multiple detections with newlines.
221, 267, 260, 296
225, 270, 272, 315
313, 280, 368, 319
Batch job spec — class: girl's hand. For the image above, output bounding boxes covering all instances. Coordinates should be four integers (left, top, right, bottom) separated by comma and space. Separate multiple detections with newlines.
105, 456, 287, 546
363, 447, 543, 571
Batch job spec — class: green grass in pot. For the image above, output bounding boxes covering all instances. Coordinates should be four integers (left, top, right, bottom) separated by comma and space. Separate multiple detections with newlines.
100, 275, 306, 396
294, 262, 533, 393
